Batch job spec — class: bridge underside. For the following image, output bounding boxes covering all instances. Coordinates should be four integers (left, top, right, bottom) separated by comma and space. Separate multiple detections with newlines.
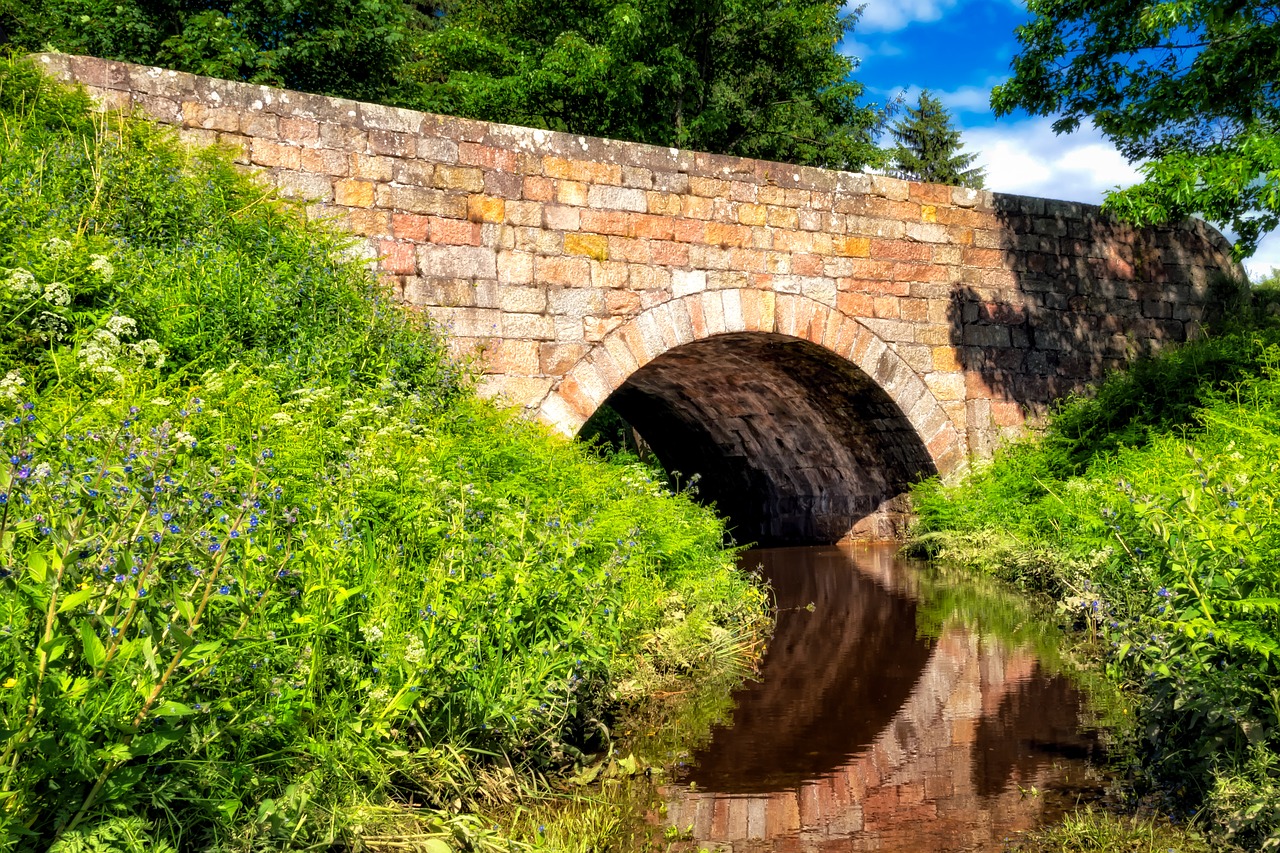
601, 333, 937, 545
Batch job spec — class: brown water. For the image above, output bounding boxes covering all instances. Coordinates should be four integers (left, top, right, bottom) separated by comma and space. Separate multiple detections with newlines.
654, 545, 1106, 852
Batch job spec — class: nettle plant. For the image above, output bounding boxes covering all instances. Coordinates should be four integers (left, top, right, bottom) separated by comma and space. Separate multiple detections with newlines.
0, 387, 308, 839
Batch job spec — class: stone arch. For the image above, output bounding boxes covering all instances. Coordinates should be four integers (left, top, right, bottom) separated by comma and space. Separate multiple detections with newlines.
535, 290, 964, 543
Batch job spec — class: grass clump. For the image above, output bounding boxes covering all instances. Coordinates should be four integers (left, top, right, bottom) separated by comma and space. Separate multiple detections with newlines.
910, 277, 1280, 848
1007, 807, 1217, 853
0, 56, 766, 851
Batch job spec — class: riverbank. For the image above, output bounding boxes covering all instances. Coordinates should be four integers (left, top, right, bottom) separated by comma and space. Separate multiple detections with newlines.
909, 277, 1280, 848
0, 57, 768, 851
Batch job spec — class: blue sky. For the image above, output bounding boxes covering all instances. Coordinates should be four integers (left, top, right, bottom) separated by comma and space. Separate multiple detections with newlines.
839, 0, 1280, 278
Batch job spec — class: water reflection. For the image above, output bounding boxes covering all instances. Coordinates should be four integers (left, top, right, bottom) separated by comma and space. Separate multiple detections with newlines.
659, 545, 1102, 852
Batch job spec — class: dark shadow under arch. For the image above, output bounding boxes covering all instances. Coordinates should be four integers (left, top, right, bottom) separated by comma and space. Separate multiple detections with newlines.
596, 332, 937, 545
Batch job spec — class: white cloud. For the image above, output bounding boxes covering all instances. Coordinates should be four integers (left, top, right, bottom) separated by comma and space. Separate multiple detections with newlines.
852, 0, 961, 33
842, 38, 906, 61
1244, 232, 1280, 282
962, 117, 1141, 203
935, 84, 998, 113
883, 80, 1004, 114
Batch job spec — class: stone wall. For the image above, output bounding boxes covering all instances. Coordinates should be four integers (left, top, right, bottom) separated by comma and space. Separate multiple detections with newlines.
36, 53, 1243, 535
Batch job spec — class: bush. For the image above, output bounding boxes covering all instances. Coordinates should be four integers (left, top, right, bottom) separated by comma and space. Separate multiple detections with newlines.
0, 56, 764, 850
911, 309, 1280, 846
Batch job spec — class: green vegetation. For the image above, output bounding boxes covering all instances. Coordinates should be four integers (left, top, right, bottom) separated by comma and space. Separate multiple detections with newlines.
405, 0, 887, 170
1008, 808, 1217, 853
993, 1, 1279, 257
911, 279, 1280, 847
1, 0, 891, 171
0, 57, 766, 851
887, 90, 985, 189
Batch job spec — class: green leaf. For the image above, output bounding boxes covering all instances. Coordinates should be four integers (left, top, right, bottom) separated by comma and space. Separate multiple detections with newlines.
131, 728, 184, 757
39, 634, 70, 664
153, 700, 196, 718
79, 622, 106, 669
57, 588, 95, 613
26, 551, 46, 584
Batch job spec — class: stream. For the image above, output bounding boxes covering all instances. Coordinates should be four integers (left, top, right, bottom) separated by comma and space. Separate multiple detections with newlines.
644, 544, 1109, 852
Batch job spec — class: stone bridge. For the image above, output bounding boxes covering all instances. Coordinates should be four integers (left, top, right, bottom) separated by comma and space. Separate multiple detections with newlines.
38, 53, 1242, 543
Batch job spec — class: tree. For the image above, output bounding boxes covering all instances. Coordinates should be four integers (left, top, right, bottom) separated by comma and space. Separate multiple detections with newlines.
991, 1, 1280, 258
888, 90, 984, 187
2, 0, 888, 170
406, 0, 890, 171
0, 0, 431, 104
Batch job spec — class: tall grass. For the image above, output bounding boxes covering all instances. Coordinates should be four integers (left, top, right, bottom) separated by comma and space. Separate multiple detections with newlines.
0, 56, 766, 851
911, 282, 1280, 847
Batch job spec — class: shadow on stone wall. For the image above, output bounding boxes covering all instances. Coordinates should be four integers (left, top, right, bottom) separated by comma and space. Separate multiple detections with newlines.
948, 198, 1236, 455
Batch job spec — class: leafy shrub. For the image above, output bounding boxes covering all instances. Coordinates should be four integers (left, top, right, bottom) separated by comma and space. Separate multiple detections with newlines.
0, 56, 764, 850
912, 320, 1280, 846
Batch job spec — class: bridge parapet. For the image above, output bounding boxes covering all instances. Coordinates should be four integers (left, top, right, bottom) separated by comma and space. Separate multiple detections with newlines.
37, 52, 1241, 495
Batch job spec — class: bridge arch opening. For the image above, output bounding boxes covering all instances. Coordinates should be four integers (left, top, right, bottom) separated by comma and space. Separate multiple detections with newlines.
580, 331, 937, 545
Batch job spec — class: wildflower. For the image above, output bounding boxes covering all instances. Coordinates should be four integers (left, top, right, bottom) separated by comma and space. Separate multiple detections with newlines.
0, 371, 26, 403
4, 268, 38, 296
40, 281, 70, 307
104, 315, 137, 339
218, 585, 231, 595
88, 254, 115, 282
1157, 587, 1172, 598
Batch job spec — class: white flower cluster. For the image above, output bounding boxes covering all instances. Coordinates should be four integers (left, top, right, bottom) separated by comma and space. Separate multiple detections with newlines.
403, 633, 426, 666
89, 254, 115, 282
78, 315, 165, 383
41, 281, 70, 307
0, 371, 26, 403
4, 268, 39, 297
4, 268, 73, 341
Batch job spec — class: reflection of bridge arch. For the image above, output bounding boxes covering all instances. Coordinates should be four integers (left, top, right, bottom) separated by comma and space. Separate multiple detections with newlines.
662, 547, 1099, 851
539, 293, 964, 543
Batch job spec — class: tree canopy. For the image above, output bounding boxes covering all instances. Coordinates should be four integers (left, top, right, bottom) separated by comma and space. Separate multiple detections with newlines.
888, 90, 984, 188
1, 0, 429, 103
2, 0, 890, 171
991, 0, 1280, 257
408, 0, 887, 170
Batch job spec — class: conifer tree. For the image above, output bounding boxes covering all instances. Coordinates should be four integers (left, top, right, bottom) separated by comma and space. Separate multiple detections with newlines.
889, 91, 985, 188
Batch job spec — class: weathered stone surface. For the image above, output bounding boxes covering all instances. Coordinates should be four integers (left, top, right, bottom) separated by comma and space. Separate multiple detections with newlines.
43, 52, 1241, 540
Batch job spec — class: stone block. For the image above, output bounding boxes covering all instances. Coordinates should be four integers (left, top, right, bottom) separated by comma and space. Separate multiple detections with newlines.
334, 179, 375, 208
274, 170, 333, 202
540, 342, 588, 375
430, 218, 483, 246
587, 185, 647, 212
435, 165, 485, 193
418, 136, 460, 164
502, 312, 556, 340
468, 195, 506, 224
418, 244, 497, 279
379, 185, 468, 219
535, 255, 591, 286
556, 180, 589, 206
565, 233, 609, 261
